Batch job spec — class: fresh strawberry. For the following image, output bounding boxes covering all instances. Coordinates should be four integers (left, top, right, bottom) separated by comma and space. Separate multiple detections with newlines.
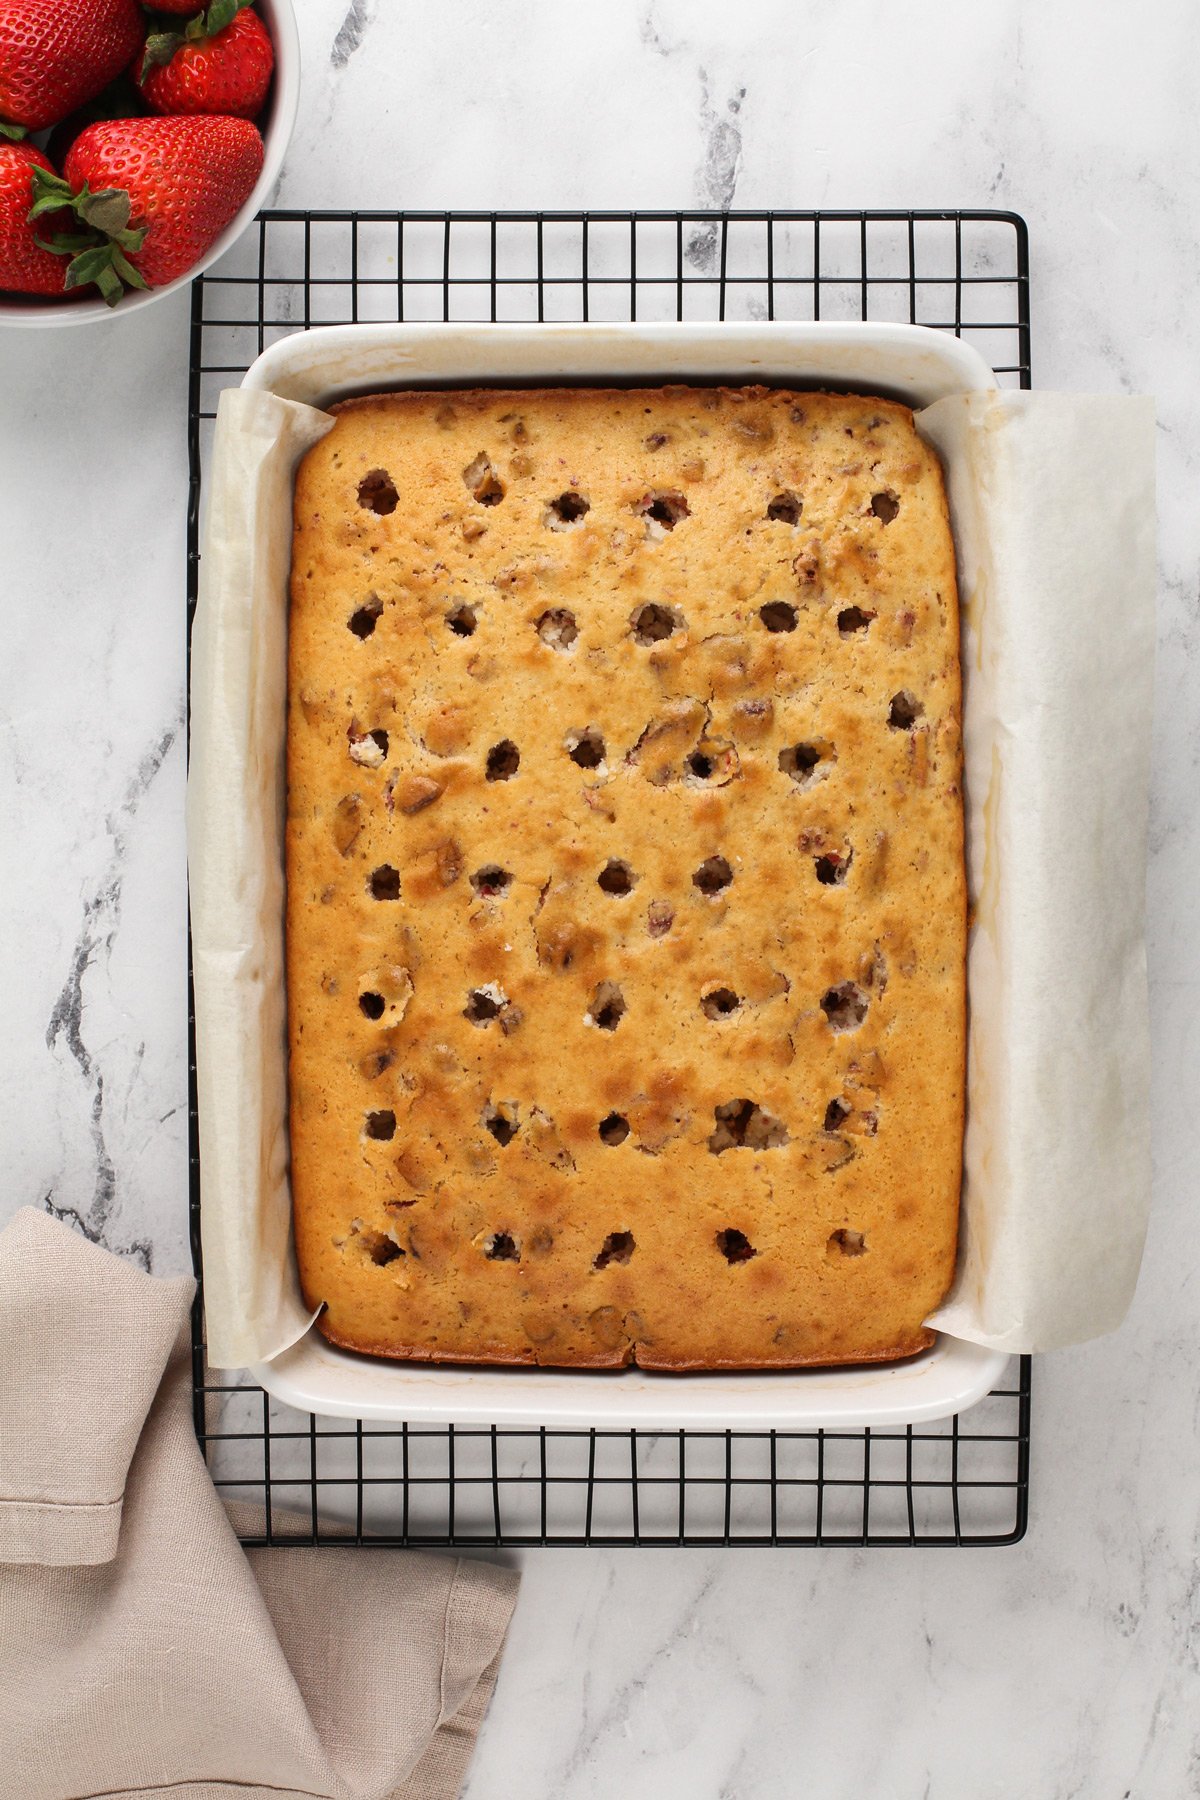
0, 0, 144, 136
150, 0, 213, 9
0, 139, 68, 293
30, 114, 262, 303
137, 2, 273, 120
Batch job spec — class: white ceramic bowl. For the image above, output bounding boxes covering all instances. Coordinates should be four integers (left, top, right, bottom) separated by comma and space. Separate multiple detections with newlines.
0, 0, 298, 327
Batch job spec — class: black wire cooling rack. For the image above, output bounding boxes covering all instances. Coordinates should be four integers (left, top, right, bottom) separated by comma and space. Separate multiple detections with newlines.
187, 209, 1032, 1548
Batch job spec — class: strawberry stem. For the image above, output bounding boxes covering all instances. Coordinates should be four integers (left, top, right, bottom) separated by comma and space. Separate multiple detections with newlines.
27, 167, 148, 307
140, 30, 187, 77
139, 0, 254, 74
0, 119, 28, 142
197, 0, 255, 36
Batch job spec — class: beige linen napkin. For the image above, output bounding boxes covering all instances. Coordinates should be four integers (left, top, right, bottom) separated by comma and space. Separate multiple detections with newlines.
0, 1208, 518, 1800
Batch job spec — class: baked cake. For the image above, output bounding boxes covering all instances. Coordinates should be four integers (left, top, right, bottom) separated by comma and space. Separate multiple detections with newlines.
287, 385, 965, 1369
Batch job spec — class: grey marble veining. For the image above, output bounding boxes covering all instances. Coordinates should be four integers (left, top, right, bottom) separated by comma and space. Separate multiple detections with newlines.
1, 2, 1197, 1795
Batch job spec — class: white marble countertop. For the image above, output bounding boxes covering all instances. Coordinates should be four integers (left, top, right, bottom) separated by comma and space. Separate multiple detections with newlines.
1, 2, 1196, 1795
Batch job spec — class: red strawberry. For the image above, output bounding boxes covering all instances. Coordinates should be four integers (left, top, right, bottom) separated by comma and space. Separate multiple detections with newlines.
0, 139, 68, 293
138, 2, 273, 119
151, 0, 213, 9
31, 114, 262, 303
0, 0, 144, 135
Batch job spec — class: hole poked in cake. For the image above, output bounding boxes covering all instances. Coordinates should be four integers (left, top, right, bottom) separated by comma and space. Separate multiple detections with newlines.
481, 1231, 520, 1262
815, 848, 853, 886
700, 986, 741, 1020
597, 859, 636, 896
536, 607, 578, 650
462, 452, 505, 506
708, 1098, 788, 1154
343, 1224, 405, 1268
692, 855, 733, 897
766, 491, 802, 525
586, 981, 627, 1032
632, 602, 684, 645
485, 739, 520, 781
828, 1228, 867, 1257
636, 490, 690, 536
544, 489, 591, 528
470, 864, 512, 898
483, 1101, 520, 1146
566, 725, 606, 771
870, 490, 900, 524
887, 690, 924, 730
364, 1109, 396, 1141
357, 965, 413, 1024
778, 740, 833, 787
820, 981, 869, 1033
837, 606, 875, 635
598, 1111, 630, 1145
348, 727, 388, 767
368, 865, 401, 900
684, 739, 739, 787
716, 1227, 757, 1263
446, 603, 477, 637
348, 595, 382, 638
593, 1230, 635, 1270
357, 469, 399, 515
759, 601, 799, 633
464, 983, 508, 1026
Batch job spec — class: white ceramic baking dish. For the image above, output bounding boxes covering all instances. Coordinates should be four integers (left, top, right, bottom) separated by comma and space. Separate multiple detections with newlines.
232, 319, 1009, 1428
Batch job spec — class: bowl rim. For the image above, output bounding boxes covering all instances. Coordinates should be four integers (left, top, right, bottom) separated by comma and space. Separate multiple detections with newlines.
0, 0, 299, 328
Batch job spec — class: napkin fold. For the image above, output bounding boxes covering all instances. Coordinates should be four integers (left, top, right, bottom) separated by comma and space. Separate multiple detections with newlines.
0, 1207, 518, 1800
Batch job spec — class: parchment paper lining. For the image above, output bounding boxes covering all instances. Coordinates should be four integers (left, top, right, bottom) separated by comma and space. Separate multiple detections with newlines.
187, 385, 1155, 1368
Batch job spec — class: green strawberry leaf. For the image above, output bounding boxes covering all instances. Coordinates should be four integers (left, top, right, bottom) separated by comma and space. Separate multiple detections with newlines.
0, 119, 28, 141
201, 0, 253, 35
113, 223, 148, 254
63, 239, 145, 307
78, 188, 132, 235
35, 232, 100, 255
27, 168, 79, 221
94, 263, 126, 307
64, 245, 118, 291
110, 246, 149, 291
139, 29, 185, 76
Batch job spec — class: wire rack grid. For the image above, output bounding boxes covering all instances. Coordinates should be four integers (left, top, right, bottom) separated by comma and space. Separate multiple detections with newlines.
187, 209, 1032, 1549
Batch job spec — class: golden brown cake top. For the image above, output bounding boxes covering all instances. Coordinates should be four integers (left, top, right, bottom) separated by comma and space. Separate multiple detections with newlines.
287, 384, 965, 1369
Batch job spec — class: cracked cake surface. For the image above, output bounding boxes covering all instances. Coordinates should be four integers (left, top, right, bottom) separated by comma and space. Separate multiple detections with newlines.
287, 385, 966, 1369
